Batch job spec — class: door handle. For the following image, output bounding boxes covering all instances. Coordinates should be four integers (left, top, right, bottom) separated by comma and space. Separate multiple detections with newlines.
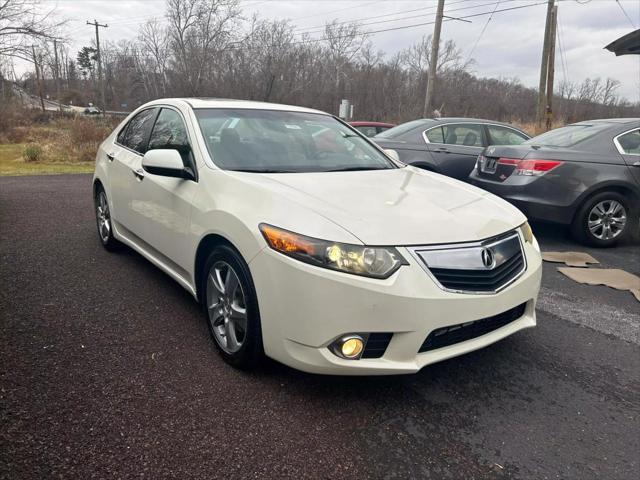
133, 168, 145, 180
106, 152, 115, 161
633, 161, 640, 167
435, 147, 450, 153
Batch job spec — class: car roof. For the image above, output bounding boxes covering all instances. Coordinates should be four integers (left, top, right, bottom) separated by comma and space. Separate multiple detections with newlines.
431, 117, 520, 126
350, 121, 396, 127
395, 118, 525, 129
146, 98, 328, 115
571, 118, 640, 126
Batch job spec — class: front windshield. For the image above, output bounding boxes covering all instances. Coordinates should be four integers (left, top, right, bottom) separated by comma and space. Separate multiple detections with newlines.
524, 123, 610, 148
194, 109, 397, 173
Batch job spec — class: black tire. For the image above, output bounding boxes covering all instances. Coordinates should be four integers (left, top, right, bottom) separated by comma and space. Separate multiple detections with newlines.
201, 245, 263, 369
94, 185, 120, 251
571, 191, 635, 247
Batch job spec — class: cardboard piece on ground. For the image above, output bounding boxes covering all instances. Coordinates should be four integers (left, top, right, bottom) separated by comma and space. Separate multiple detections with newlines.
558, 267, 640, 302
542, 251, 600, 268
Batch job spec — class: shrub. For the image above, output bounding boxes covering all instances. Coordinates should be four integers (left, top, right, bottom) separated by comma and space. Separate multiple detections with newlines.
75, 144, 98, 162
23, 144, 43, 162
68, 117, 112, 147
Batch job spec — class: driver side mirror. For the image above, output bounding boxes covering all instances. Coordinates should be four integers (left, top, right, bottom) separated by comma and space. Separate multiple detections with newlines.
142, 149, 195, 181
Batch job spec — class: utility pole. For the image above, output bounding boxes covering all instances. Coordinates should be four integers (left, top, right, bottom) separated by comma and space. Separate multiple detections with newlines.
423, 0, 445, 118
31, 45, 45, 112
545, 4, 557, 131
536, 0, 554, 131
53, 39, 62, 112
87, 19, 108, 114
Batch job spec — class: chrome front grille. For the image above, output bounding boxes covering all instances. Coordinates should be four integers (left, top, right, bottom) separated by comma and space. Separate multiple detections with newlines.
408, 231, 526, 294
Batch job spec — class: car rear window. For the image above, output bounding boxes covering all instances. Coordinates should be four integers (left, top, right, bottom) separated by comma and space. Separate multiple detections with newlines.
375, 120, 428, 139
524, 124, 611, 148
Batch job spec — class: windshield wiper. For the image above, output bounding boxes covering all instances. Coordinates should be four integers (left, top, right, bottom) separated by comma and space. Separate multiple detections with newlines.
323, 166, 391, 172
228, 168, 296, 173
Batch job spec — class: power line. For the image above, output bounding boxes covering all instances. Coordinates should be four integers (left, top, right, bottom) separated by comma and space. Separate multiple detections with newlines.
100, 1, 549, 58
290, 1, 384, 22
66, 0, 541, 46
465, 0, 501, 65
291, 0, 471, 34
615, 0, 637, 29
293, 0, 524, 37
287, 1, 549, 47
556, 9, 569, 83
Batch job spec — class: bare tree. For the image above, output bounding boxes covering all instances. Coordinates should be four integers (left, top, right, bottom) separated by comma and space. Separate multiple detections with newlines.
139, 19, 170, 96
166, 0, 241, 95
0, 0, 64, 62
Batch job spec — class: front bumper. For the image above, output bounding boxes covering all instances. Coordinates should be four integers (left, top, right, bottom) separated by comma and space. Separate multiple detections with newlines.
249, 238, 542, 375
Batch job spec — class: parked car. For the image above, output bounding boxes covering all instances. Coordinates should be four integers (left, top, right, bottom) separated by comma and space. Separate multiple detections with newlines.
374, 118, 530, 180
84, 106, 101, 115
93, 99, 541, 375
470, 118, 640, 247
350, 121, 395, 137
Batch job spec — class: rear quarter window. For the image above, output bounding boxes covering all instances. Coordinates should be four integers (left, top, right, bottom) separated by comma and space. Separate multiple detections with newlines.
616, 129, 640, 154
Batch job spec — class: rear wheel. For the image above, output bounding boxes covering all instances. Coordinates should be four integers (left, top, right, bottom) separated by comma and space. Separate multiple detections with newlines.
571, 192, 634, 247
202, 245, 263, 369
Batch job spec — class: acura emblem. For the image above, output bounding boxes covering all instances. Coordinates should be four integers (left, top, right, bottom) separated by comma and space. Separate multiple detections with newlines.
481, 248, 495, 268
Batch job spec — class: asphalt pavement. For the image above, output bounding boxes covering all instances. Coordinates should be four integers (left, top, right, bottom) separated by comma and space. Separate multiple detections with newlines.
1, 174, 638, 479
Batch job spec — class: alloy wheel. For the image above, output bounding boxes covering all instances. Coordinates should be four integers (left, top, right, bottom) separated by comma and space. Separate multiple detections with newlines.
206, 261, 248, 354
96, 191, 112, 243
587, 200, 627, 240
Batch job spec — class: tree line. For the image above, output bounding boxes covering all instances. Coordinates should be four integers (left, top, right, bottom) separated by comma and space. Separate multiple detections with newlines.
2, 0, 639, 127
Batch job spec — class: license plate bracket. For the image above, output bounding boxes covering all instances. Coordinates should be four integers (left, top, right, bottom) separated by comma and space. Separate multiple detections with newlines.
481, 157, 498, 174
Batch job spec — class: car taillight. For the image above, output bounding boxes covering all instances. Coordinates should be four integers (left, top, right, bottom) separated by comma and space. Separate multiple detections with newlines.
497, 158, 563, 176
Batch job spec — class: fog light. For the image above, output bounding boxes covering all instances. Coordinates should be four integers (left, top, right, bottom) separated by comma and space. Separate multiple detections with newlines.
336, 335, 364, 359
342, 338, 364, 358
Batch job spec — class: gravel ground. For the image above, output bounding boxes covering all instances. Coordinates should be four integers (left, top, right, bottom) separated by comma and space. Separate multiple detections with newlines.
1, 174, 638, 479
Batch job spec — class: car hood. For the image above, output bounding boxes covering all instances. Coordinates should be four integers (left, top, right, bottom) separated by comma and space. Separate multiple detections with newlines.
236, 167, 526, 245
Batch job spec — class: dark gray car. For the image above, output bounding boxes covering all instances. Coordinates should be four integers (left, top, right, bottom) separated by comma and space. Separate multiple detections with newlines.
374, 118, 530, 180
469, 118, 640, 247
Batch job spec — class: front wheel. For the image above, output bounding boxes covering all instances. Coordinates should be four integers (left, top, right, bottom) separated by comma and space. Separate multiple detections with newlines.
202, 245, 263, 369
94, 186, 120, 251
571, 192, 634, 247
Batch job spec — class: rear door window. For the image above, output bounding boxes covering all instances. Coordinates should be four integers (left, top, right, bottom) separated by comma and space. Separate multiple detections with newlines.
441, 124, 484, 147
487, 125, 529, 145
116, 124, 129, 145
120, 108, 158, 154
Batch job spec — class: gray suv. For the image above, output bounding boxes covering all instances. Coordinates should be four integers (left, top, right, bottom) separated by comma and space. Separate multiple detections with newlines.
470, 118, 640, 247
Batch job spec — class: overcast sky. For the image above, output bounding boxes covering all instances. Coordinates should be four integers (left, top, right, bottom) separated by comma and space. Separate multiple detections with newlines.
34, 0, 640, 102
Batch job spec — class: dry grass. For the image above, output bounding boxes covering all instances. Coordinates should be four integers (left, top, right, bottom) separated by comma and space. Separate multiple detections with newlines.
0, 144, 94, 176
0, 109, 120, 176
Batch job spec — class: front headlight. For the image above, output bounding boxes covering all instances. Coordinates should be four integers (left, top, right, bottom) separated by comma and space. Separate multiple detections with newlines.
259, 223, 407, 279
519, 221, 534, 244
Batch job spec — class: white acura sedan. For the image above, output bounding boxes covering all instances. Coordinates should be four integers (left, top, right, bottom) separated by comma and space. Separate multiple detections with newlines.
93, 98, 542, 375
